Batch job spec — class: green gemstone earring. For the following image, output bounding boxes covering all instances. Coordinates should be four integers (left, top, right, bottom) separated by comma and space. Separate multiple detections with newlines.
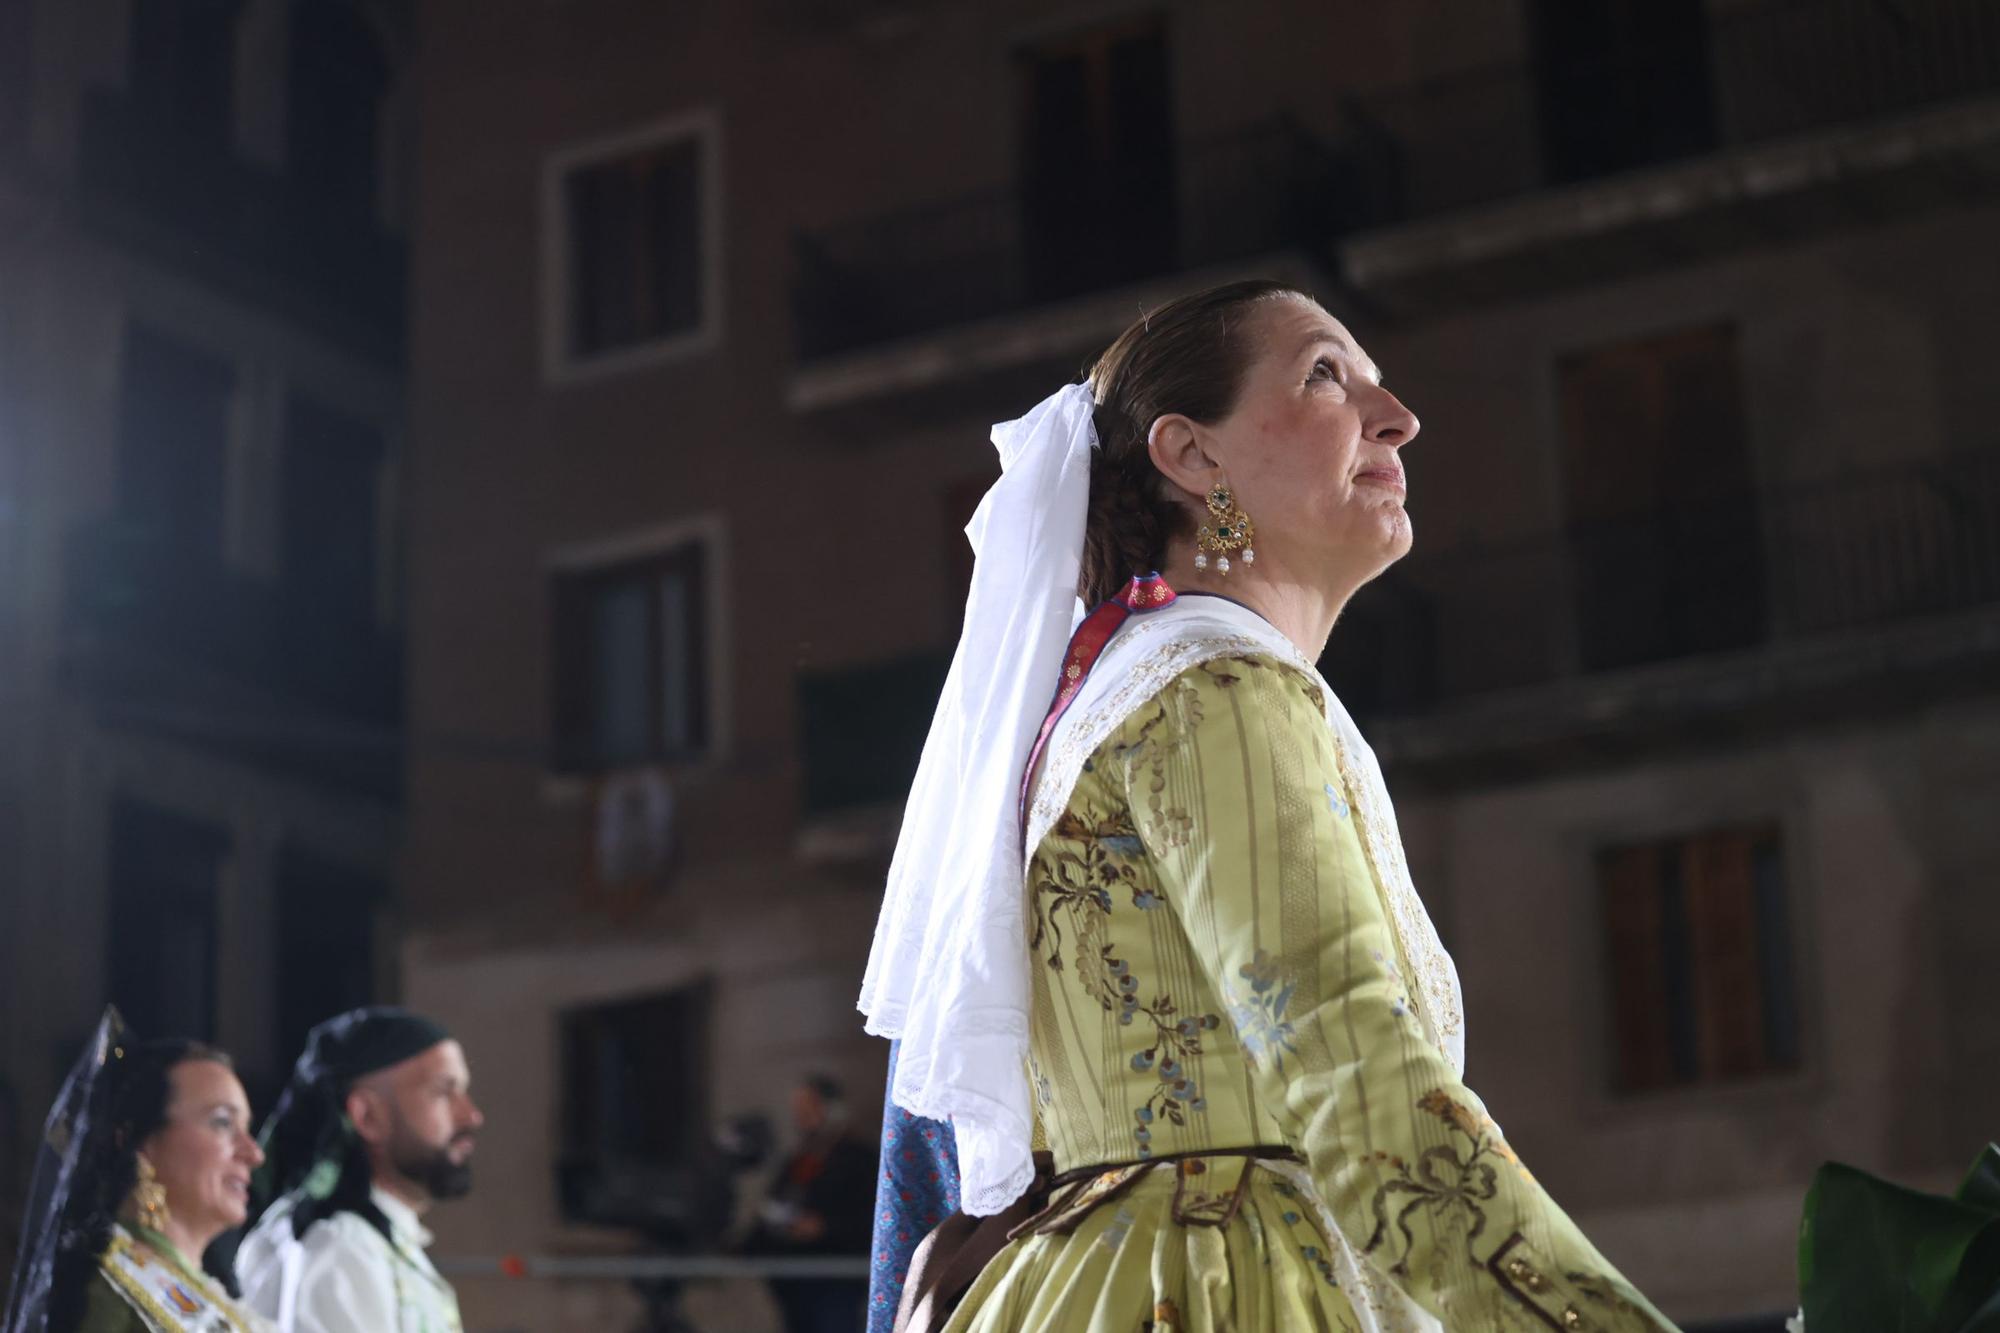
1195, 483, 1256, 575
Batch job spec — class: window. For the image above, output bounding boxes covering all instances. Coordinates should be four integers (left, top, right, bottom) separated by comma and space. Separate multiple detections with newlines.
107, 798, 229, 1042
1530, 0, 1717, 183
798, 652, 950, 817
545, 112, 720, 378
556, 985, 713, 1232
116, 325, 237, 563
1597, 822, 1801, 1094
1016, 13, 1174, 298
551, 540, 711, 771
1558, 322, 1763, 670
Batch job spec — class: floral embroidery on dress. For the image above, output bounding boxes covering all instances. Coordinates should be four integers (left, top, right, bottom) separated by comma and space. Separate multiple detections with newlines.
1225, 949, 1301, 1074
1362, 1149, 1498, 1276
1418, 1088, 1534, 1185
1168, 1158, 1240, 1227
1297, 1240, 1342, 1288
1033, 795, 1221, 1158
1324, 782, 1351, 818
1098, 1204, 1137, 1252
1362, 1089, 1548, 1280
1114, 686, 1199, 850
1370, 947, 1420, 1025
1128, 995, 1217, 1154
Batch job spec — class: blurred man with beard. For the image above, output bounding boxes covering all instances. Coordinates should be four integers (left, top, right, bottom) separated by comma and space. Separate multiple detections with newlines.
237, 1008, 483, 1333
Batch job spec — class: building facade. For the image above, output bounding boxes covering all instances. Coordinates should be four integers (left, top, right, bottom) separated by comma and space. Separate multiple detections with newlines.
404, 0, 2000, 1328
0, 0, 413, 1260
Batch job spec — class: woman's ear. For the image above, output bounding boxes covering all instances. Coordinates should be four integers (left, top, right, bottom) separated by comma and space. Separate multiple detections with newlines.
1147, 414, 1221, 503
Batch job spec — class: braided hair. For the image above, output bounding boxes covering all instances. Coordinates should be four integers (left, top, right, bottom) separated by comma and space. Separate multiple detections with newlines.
1079, 279, 1309, 605
46, 1040, 235, 1333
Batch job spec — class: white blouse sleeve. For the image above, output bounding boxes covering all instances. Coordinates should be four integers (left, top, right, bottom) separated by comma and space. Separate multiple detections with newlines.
279, 1218, 401, 1333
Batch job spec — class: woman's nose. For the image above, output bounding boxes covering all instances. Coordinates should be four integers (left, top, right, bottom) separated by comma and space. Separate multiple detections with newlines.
1366, 385, 1420, 448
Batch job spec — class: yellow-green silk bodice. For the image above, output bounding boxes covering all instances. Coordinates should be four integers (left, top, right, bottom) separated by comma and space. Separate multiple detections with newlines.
952, 654, 1681, 1333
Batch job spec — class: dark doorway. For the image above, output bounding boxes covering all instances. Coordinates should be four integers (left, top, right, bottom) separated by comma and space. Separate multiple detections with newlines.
106, 798, 229, 1040
556, 984, 716, 1239
1559, 323, 1765, 671
1016, 13, 1175, 300
1530, 0, 1717, 183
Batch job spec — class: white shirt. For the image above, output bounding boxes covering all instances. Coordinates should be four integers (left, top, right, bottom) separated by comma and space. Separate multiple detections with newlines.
237, 1187, 462, 1333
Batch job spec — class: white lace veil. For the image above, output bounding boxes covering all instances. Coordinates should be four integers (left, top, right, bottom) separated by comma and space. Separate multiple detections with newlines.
857, 381, 1097, 1216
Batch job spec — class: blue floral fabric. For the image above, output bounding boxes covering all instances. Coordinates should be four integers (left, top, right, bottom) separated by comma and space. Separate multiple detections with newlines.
866, 1041, 960, 1333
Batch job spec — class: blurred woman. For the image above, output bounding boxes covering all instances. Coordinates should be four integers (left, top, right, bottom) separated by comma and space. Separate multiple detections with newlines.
865, 280, 1682, 1331
3, 1011, 269, 1333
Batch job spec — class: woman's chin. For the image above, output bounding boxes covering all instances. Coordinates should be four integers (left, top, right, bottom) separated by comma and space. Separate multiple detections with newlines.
1380, 510, 1414, 561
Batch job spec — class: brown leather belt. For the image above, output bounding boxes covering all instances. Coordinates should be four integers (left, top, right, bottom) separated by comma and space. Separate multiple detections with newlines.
1046, 1142, 1302, 1191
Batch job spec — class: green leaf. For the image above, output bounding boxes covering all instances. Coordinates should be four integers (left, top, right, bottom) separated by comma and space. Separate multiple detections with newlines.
1800, 1161, 1995, 1333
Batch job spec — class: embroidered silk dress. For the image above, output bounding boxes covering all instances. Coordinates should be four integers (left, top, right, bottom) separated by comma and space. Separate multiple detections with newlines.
943, 609, 1679, 1332
77, 1225, 269, 1333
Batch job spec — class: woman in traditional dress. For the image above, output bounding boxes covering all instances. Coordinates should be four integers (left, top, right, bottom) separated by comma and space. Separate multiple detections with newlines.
3, 1011, 270, 1333
863, 280, 1683, 1332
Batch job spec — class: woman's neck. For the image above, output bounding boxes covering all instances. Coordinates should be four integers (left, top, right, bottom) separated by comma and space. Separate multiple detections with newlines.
1157, 546, 1357, 661
127, 1211, 213, 1278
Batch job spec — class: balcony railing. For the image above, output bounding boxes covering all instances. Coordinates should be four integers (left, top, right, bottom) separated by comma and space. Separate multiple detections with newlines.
793, 0, 2000, 357
1328, 447, 2000, 718
62, 519, 403, 730
793, 453, 2000, 815
791, 116, 1379, 359
72, 91, 406, 352
1331, 0, 2000, 222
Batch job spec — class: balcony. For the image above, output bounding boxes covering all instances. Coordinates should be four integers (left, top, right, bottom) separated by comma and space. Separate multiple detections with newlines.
71, 91, 406, 356
1337, 447, 2000, 781
789, 116, 1371, 400
790, 0, 2000, 391
1341, 0, 2000, 314
785, 453, 2000, 830
62, 519, 403, 794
